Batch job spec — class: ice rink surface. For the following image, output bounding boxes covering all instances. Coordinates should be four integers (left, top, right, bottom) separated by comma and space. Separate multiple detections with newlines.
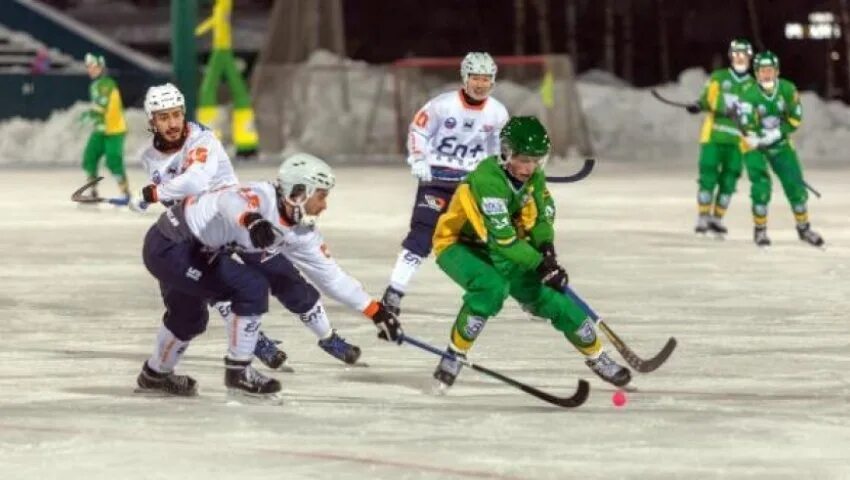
1, 162, 848, 480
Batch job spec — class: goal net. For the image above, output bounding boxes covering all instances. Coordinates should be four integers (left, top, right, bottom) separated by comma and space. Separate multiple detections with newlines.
250, 52, 592, 161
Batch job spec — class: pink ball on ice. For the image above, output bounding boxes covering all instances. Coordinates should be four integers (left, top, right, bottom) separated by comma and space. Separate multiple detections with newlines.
612, 390, 627, 407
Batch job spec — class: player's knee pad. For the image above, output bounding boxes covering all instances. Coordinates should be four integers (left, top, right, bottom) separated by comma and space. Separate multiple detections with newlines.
275, 280, 320, 315
465, 277, 509, 317
163, 307, 209, 342
229, 272, 270, 317
401, 223, 435, 258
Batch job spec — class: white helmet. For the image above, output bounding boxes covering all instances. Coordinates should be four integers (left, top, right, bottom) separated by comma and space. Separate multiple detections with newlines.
460, 52, 497, 84
144, 83, 185, 119
276, 153, 335, 227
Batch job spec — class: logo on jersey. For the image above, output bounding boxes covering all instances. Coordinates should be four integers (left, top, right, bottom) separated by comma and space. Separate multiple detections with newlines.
722, 80, 732, 91
418, 194, 446, 212
491, 217, 510, 229
463, 118, 475, 130
481, 197, 508, 215
444, 117, 457, 129
481, 124, 494, 133
181, 147, 209, 171
757, 104, 767, 116
152, 170, 162, 185
185, 267, 202, 281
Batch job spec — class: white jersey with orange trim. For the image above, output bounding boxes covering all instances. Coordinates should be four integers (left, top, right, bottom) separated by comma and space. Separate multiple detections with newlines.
140, 122, 238, 203
185, 181, 372, 312
407, 90, 509, 181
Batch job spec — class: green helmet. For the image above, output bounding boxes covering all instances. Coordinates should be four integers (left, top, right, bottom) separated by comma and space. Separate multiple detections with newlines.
753, 50, 780, 71
500, 116, 551, 160
728, 38, 753, 56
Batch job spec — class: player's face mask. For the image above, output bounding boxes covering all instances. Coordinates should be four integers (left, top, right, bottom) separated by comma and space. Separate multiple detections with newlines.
151, 112, 189, 153
506, 154, 546, 182
757, 67, 777, 91
464, 74, 494, 100
278, 185, 328, 227
730, 52, 750, 74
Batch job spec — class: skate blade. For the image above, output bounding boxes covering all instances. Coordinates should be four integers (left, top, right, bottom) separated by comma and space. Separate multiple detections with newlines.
225, 388, 284, 406
429, 379, 452, 396
133, 387, 199, 398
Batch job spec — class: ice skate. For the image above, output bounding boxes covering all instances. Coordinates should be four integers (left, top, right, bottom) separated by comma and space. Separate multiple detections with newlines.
694, 214, 710, 235
135, 361, 198, 397
381, 285, 404, 317
254, 331, 292, 372
585, 351, 632, 387
753, 226, 771, 247
431, 347, 466, 394
318, 330, 362, 365
224, 357, 282, 402
707, 215, 728, 238
797, 223, 825, 248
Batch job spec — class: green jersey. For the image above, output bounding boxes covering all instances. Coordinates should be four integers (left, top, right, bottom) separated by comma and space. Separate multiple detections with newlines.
698, 68, 754, 144
86, 75, 126, 135
737, 78, 802, 151
433, 157, 556, 271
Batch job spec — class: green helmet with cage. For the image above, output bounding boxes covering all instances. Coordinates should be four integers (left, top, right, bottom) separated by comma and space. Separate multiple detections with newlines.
499, 116, 551, 165
753, 50, 780, 90
728, 38, 753, 74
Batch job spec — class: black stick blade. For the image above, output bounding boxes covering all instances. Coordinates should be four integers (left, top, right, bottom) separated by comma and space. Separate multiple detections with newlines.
470, 363, 590, 408
546, 158, 595, 183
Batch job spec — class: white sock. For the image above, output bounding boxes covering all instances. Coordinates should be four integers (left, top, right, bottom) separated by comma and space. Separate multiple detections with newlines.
225, 314, 262, 361
297, 301, 332, 339
389, 249, 423, 292
147, 325, 190, 373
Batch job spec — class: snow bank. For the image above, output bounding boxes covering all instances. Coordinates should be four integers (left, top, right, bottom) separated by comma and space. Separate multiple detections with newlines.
2, 54, 848, 166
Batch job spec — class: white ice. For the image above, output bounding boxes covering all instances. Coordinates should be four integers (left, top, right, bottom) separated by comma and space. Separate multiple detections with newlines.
1, 162, 848, 480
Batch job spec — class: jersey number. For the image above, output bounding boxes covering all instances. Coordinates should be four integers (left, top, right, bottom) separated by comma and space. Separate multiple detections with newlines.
238, 188, 261, 210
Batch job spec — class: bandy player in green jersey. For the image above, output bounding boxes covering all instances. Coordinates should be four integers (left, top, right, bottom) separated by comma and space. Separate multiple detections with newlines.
737, 51, 824, 248
428, 116, 631, 391
79, 53, 132, 205
687, 39, 754, 237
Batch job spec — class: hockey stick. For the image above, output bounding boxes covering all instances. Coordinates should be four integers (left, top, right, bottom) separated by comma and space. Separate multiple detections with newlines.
650, 89, 693, 109
70, 176, 106, 203
401, 334, 590, 408
562, 286, 676, 373
546, 158, 595, 183
70, 176, 132, 205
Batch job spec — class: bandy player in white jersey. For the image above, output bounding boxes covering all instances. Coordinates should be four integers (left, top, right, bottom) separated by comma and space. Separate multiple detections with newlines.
133, 83, 289, 371
135, 84, 374, 369
136, 160, 404, 397
382, 52, 509, 316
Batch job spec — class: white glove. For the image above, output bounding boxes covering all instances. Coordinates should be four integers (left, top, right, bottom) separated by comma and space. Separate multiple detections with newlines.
759, 128, 782, 147
744, 133, 761, 149
407, 156, 432, 182
128, 195, 149, 213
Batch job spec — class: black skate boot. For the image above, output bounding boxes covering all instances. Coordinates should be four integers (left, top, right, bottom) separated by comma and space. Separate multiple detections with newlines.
432, 347, 466, 393
753, 226, 771, 247
797, 223, 825, 248
318, 330, 362, 365
253, 331, 291, 371
224, 357, 281, 399
694, 214, 710, 234
381, 286, 404, 317
707, 216, 728, 237
136, 361, 198, 396
585, 351, 632, 387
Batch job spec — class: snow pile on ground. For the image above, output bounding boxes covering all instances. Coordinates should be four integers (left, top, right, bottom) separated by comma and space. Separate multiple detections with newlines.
0, 102, 150, 166
2, 52, 849, 166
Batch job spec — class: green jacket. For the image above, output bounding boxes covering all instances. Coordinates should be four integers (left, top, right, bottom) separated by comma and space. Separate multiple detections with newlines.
432, 156, 555, 271
737, 78, 802, 152
85, 75, 126, 135
698, 68, 754, 144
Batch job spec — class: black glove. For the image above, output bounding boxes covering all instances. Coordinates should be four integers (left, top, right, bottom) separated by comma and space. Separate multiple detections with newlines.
536, 254, 569, 290
685, 103, 702, 114
539, 242, 557, 260
141, 184, 158, 203
243, 212, 276, 249
370, 302, 403, 343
